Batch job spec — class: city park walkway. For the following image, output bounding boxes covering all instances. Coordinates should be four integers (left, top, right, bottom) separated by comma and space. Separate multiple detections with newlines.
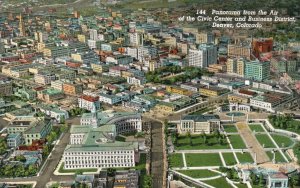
236, 122, 270, 164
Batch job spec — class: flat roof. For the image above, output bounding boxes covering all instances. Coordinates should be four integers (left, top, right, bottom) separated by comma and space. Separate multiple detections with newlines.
64, 141, 138, 152
182, 114, 220, 122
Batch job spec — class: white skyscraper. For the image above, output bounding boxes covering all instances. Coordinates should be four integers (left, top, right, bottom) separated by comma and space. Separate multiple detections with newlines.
188, 44, 217, 68
89, 29, 98, 41
129, 32, 143, 46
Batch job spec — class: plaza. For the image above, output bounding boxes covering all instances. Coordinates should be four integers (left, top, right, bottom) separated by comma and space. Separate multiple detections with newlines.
168, 111, 299, 188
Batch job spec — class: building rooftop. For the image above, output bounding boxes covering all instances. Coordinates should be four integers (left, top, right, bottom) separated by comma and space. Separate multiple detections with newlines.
24, 119, 51, 134
81, 111, 141, 125
7, 133, 20, 139
79, 95, 99, 102
65, 141, 138, 152
269, 172, 288, 179
182, 114, 220, 122
42, 88, 63, 95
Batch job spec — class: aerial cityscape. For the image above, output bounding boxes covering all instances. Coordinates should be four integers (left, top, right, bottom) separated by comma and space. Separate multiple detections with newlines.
0, 0, 299, 188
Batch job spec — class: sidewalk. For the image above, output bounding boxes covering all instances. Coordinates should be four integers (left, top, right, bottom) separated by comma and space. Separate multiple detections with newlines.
53, 159, 101, 176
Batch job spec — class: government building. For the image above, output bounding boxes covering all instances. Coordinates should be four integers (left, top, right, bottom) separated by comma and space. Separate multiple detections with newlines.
80, 111, 142, 134
178, 114, 221, 134
63, 124, 139, 169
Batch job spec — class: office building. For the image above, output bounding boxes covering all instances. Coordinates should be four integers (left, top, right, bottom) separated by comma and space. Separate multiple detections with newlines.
228, 44, 251, 60
78, 95, 100, 113
226, 58, 245, 77
188, 44, 217, 68
245, 60, 270, 81
23, 119, 53, 145
0, 76, 13, 96
252, 38, 273, 58
80, 111, 142, 134
63, 124, 139, 169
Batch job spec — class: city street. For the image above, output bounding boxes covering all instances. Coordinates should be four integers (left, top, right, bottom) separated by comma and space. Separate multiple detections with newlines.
0, 128, 73, 187
149, 120, 164, 188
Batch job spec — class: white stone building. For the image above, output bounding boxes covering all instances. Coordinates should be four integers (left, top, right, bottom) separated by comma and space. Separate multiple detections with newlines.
64, 124, 139, 169
78, 95, 100, 113
179, 114, 221, 134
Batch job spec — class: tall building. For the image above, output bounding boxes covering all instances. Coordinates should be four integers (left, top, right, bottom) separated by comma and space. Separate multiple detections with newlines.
226, 58, 237, 74
252, 38, 273, 58
129, 32, 143, 46
245, 60, 270, 81
195, 32, 214, 44
18, 14, 25, 37
0, 76, 13, 96
34, 31, 48, 43
228, 44, 251, 60
188, 44, 217, 68
226, 58, 245, 77
237, 59, 245, 77
89, 29, 98, 41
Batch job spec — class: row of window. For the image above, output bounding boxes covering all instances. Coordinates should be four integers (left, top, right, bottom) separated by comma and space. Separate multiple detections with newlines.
65, 150, 134, 155
65, 163, 133, 169
65, 159, 134, 165
65, 155, 133, 160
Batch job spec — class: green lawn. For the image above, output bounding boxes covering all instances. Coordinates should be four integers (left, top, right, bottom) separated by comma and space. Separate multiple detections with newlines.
177, 169, 219, 178
249, 124, 265, 132
223, 125, 238, 133
235, 183, 248, 188
204, 177, 233, 188
255, 134, 276, 148
228, 135, 247, 149
59, 163, 98, 173
136, 153, 147, 170
175, 134, 229, 150
271, 134, 294, 148
266, 151, 287, 163
186, 153, 222, 167
222, 153, 237, 166
269, 118, 300, 134
169, 154, 184, 168
236, 152, 254, 163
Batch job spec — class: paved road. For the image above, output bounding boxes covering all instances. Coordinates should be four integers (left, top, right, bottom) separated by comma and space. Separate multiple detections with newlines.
0, 128, 73, 187
149, 120, 164, 188
236, 122, 270, 164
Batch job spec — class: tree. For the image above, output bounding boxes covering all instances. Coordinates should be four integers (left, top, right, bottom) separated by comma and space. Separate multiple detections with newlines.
15, 164, 25, 177
15, 155, 26, 162
4, 164, 14, 177
227, 169, 233, 179
47, 131, 58, 143
174, 137, 178, 146
291, 174, 300, 187
218, 137, 223, 145
75, 170, 83, 176
214, 130, 220, 138
259, 173, 265, 187
42, 144, 51, 157
0, 138, 7, 155
143, 175, 152, 188
107, 168, 116, 176
187, 131, 192, 146
60, 124, 68, 133
27, 164, 37, 176
250, 171, 257, 185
